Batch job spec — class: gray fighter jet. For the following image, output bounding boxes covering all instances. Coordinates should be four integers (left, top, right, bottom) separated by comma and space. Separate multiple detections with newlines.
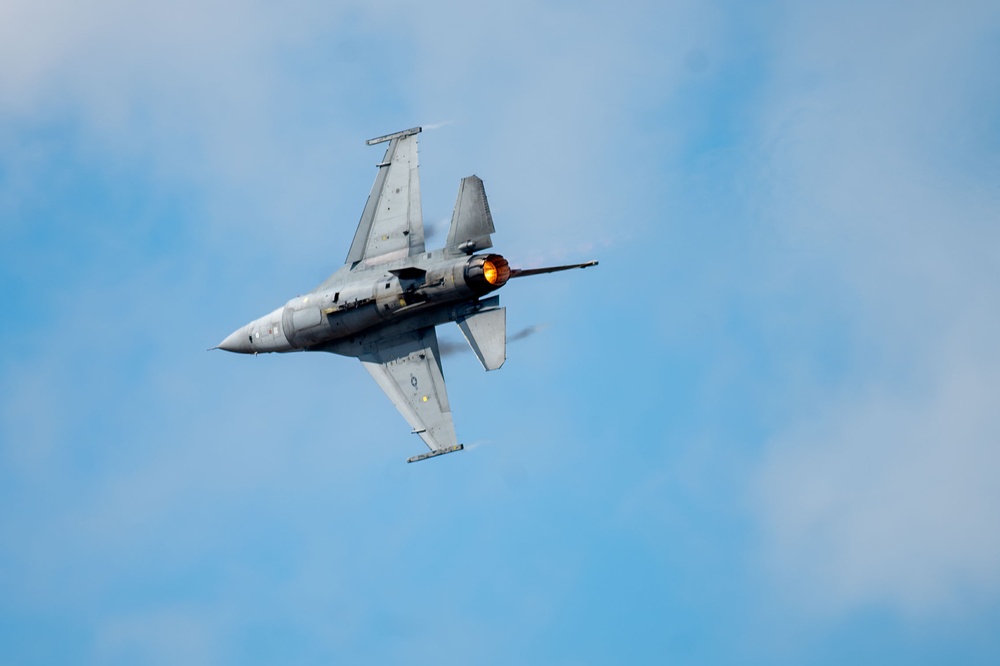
216, 127, 596, 462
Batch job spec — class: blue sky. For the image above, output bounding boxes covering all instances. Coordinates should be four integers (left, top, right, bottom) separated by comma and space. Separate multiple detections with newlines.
2, 0, 1000, 663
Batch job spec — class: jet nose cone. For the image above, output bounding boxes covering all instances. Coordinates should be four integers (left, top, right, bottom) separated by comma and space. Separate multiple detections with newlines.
217, 327, 251, 353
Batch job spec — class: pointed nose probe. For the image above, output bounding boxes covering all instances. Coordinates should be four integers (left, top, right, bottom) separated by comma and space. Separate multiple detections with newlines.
216, 326, 252, 353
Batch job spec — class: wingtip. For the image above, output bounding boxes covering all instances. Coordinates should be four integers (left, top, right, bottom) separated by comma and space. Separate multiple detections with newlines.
406, 444, 465, 464
366, 127, 422, 146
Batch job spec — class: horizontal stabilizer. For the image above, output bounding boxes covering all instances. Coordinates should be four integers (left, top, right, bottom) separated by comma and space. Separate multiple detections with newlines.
447, 176, 495, 254
407, 444, 464, 463
457, 307, 506, 371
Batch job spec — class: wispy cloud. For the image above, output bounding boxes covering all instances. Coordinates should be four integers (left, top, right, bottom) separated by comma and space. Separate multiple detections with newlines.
747, 0, 1000, 615
6, 0, 999, 661
421, 120, 457, 131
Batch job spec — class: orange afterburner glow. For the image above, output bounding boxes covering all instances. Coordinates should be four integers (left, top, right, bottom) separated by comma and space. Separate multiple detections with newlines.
464, 253, 511, 293
483, 255, 510, 286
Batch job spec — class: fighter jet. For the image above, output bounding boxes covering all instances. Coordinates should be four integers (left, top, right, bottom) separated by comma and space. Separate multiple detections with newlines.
216, 127, 597, 462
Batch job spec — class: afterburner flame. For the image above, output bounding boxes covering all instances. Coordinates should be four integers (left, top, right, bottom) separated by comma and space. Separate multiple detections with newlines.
483, 256, 510, 285
464, 253, 511, 294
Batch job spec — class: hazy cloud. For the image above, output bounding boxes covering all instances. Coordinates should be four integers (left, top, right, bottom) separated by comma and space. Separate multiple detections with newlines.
748, 0, 1000, 615
5, 0, 999, 661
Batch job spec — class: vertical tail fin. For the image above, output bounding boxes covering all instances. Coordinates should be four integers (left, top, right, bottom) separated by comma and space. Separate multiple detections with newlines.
446, 176, 495, 254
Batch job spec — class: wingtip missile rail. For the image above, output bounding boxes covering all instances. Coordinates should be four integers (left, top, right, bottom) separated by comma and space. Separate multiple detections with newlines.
407, 444, 465, 464
366, 126, 422, 146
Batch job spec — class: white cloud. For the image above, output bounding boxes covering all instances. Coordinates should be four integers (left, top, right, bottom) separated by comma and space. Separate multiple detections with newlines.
755, 336, 1000, 613
0, 0, 712, 270
0, 0, 372, 265
749, 0, 1000, 615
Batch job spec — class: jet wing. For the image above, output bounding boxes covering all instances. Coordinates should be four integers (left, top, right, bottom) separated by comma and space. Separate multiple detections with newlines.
345, 127, 426, 269
359, 326, 461, 459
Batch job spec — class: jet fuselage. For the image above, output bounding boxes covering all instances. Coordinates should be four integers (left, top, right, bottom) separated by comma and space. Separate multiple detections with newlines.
218, 252, 510, 355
